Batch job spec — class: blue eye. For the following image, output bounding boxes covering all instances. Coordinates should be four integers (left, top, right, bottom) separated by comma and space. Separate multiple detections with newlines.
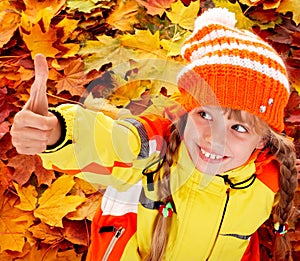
199, 111, 212, 120
232, 124, 247, 133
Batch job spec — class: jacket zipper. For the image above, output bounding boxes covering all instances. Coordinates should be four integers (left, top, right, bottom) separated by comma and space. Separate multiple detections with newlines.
102, 227, 125, 261
206, 188, 230, 261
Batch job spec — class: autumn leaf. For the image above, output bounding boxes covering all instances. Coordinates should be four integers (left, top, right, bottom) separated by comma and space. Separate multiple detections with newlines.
34, 175, 86, 227
22, 24, 60, 58
0, 160, 11, 196
23, 0, 66, 23
161, 31, 191, 56
56, 17, 80, 43
0, 196, 33, 252
28, 222, 63, 244
213, 0, 257, 30
106, 0, 139, 31
0, 7, 21, 48
8, 154, 55, 186
79, 36, 136, 71
136, 0, 175, 16
121, 29, 162, 55
50, 58, 86, 96
14, 183, 38, 211
61, 219, 89, 246
66, 0, 105, 13
66, 193, 102, 221
277, 0, 300, 25
166, 0, 200, 30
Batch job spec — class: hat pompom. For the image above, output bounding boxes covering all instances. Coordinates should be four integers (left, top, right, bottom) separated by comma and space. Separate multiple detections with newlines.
194, 8, 237, 29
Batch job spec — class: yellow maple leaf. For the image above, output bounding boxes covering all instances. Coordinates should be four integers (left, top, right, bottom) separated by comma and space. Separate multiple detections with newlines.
121, 29, 161, 54
160, 31, 191, 56
106, 0, 139, 31
14, 183, 38, 211
22, 24, 60, 58
166, 0, 200, 30
23, 0, 66, 23
277, 0, 300, 25
33, 175, 86, 227
56, 17, 79, 43
79, 37, 136, 71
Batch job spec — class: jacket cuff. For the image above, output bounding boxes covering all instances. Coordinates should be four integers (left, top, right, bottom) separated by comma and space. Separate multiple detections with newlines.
44, 107, 73, 153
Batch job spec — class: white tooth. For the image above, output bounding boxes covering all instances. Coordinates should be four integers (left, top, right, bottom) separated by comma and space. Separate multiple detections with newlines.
204, 152, 210, 158
216, 155, 223, 160
210, 154, 216, 160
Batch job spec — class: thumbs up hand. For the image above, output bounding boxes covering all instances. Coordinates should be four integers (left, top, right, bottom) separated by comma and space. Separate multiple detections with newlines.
11, 54, 61, 155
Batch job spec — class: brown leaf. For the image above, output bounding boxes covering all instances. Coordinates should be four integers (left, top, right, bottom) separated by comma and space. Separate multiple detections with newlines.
62, 219, 89, 246
28, 222, 63, 244
7, 154, 55, 186
66, 193, 102, 221
51, 58, 86, 96
0, 160, 12, 195
106, 0, 139, 31
0, 133, 14, 161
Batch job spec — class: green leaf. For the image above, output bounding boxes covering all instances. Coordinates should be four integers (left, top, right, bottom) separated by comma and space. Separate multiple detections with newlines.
66, 0, 105, 13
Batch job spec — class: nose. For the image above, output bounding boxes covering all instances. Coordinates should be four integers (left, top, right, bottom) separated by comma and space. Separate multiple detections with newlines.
204, 121, 227, 150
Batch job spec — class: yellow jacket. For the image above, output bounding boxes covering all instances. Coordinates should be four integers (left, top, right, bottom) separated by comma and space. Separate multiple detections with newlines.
41, 104, 279, 261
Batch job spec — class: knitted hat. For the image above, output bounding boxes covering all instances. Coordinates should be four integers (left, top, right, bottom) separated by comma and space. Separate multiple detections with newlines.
176, 7, 290, 132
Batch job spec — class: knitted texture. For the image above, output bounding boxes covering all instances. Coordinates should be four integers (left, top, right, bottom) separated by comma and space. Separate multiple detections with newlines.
176, 8, 290, 132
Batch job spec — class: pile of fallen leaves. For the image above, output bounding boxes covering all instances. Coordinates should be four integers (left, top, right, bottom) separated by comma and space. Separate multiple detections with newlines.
0, 0, 299, 260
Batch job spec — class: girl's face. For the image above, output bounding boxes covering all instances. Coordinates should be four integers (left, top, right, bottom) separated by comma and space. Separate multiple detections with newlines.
183, 106, 266, 175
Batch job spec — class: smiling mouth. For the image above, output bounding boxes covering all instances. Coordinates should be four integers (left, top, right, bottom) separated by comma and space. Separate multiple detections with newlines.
200, 148, 224, 160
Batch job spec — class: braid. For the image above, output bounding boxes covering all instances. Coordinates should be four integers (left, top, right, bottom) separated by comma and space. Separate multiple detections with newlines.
146, 115, 186, 261
267, 131, 298, 260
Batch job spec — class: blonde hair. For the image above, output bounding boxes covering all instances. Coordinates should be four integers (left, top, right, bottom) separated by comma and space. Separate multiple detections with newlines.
146, 108, 298, 261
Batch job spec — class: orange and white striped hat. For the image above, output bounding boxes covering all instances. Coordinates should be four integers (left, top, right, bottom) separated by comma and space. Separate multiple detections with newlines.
177, 7, 290, 132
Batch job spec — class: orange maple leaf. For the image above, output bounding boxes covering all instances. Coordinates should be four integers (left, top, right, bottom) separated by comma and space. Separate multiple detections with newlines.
50, 58, 87, 96
22, 24, 60, 58
7, 154, 55, 186
0, 196, 33, 252
136, 0, 175, 16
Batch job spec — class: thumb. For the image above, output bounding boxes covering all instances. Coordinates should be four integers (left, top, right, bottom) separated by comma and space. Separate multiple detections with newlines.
25, 53, 49, 116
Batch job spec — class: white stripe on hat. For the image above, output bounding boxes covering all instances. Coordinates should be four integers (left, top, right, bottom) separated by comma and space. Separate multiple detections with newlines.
182, 29, 275, 59
177, 55, 290, 92
188, 42, 286, 70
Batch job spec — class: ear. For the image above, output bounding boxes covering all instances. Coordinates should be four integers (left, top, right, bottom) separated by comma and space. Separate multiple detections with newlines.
256, 138, 266, 150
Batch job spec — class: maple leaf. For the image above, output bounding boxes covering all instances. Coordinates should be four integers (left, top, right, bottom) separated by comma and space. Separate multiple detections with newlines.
50, 58, 86, 96
22, 24, 60, 58
28, 222, 63, 244
0, 196, 33, 252
56, 249, 83, 261
23, 0, 66, 24
66, 193, 102, 221
121, 29, 162, 55
7, 154, 55, 186
79, 36, 136, 71
0, 133, 13, 161
33, 175, 86, 227
0, 7, 21, 48
61, 219, 89, 246
136, 0, 175, 16
55, 17, 79, 43
166, 0, 199, 30
14, 183, 38, 211
106, 0, 139, 31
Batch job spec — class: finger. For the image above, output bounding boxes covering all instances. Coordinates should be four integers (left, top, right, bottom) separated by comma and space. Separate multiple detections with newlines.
26, 53, 49, 116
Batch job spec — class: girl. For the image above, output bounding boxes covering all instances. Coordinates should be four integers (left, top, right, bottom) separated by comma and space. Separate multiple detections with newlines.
11, 8, 298, 261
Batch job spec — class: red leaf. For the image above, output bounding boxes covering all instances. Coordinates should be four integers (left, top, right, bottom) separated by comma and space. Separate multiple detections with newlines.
7, 154, 55, 186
